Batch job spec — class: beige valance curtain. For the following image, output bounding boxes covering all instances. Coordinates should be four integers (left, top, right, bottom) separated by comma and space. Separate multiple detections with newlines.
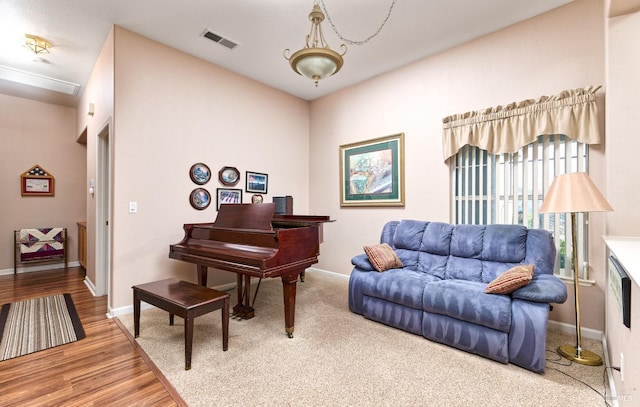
442, 86, 601, 162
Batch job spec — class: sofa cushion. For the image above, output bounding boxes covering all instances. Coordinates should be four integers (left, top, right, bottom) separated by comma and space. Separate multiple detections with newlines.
420, 222, 454, 255
417, 252, 448, 279
395, 248, 420, 271
363, 243, 403, 272
380, 220, 400, 245
481, 225, 527, 263
392, 220, 427, 250
445, 256, 483, 282
511, 274, 568, 304
423, 280, 512, 333
524, 229, 557, 276
361, 269, 440, 309
485, 264, 534, 294
450, 224, 485, 258
481, 261, 522, 283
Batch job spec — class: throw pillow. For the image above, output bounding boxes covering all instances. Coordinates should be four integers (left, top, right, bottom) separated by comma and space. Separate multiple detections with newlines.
363, 243, 403, 272
484, 264, 535, 294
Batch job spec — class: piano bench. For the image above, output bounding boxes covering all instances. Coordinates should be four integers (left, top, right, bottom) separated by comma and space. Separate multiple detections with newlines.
132, 278, 230, 370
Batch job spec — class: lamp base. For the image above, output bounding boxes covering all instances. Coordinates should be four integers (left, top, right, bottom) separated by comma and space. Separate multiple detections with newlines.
557, 345, 603, 366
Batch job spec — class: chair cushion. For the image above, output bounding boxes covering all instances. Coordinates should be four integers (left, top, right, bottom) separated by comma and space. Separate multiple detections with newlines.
485, 264, 534, 294
363, 243, 403, 272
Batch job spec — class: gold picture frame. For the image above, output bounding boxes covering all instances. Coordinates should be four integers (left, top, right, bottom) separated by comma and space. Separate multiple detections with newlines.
339, 133, 405, 207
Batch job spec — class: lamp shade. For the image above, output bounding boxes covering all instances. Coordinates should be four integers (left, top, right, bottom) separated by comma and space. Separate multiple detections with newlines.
539, 172, 612, 214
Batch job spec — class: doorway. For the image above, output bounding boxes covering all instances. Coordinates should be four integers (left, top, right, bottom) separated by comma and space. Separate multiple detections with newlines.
96, 119, 111, 298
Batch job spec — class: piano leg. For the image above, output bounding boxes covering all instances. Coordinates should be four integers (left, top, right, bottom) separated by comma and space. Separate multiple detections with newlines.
243, 274, 251, 308
235, 273, 242, 309
281, 272, 300, 338
197, 264, 208, 286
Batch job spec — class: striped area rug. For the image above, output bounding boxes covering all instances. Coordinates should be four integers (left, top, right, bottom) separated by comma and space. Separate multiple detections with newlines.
0, 294, 85, 361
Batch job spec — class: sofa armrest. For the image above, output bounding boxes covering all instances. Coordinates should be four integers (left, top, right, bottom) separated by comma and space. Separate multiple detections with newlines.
511, 274, 568, 304
351, 253, 376, 271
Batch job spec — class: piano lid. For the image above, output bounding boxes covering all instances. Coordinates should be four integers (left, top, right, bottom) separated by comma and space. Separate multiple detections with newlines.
214, 203, 275, 231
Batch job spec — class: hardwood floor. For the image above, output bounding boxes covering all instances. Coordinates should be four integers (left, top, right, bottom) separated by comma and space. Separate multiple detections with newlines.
0, 267, 187, 406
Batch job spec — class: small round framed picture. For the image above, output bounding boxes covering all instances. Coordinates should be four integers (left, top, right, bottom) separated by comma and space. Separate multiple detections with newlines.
218, 166, 240, 186
189, 188, 211, 210
251, 194, 263, 204
189, 163, 211, 185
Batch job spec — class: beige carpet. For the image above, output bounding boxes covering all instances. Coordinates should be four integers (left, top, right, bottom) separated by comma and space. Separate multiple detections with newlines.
118, 272, 609, 407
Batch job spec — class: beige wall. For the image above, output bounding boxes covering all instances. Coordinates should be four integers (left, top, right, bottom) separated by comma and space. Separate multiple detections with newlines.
309, 0, 607, 331
105, 27, 310, 309
0, 94, 85, 272
76, 27, 115, 293
605, 4, 640, 400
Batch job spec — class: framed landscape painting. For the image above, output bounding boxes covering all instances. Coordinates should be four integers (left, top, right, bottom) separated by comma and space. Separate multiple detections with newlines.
339, 133, 404, 207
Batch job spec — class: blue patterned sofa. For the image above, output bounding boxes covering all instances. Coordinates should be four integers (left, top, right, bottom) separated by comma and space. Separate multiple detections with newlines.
348, 220, 568, 373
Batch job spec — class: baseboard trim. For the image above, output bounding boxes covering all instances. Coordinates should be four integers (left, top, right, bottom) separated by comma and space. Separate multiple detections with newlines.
547, 320, 603, 341
601, 335, 619, 407
306, 267, 350, 281
84, 277, 98, 297
0, 261, 80, 276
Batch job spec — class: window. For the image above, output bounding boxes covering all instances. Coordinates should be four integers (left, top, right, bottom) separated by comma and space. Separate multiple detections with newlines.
451, 135, 589, 279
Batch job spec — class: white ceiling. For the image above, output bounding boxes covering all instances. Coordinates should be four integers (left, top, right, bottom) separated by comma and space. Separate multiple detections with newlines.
0, 0, 574, 107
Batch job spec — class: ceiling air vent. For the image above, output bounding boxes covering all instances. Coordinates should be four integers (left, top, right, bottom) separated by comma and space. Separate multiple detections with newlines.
202, 29, 238, 50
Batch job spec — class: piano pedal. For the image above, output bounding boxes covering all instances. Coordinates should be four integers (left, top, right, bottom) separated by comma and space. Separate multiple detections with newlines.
232, 304, 255, 320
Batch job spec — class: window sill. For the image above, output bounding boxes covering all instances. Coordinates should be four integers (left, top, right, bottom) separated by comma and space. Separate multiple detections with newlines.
557, 275, 596, 287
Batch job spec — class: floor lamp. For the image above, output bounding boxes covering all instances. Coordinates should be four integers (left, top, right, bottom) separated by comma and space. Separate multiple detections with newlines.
539, 172, 612, 365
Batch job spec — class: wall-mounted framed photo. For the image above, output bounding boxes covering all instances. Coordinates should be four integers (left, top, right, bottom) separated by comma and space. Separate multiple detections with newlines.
189, 162, 211, 185
246, 171, 268, 194
218, 166, 240, 186
251, 194, 264, 204
216, 188, 242, 210
189, 188, 211, 210
339, 133, 405, 207
21, 164, 55, 196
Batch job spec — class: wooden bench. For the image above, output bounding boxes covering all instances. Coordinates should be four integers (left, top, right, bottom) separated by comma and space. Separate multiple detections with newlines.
132, 278, 229, 370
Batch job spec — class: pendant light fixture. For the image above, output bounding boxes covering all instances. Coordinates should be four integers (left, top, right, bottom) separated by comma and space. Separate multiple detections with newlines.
284, 0, 396, 87
284, 1, 346, 87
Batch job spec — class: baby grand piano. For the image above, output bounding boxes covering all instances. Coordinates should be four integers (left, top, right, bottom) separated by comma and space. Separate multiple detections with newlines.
169, 203, 331, 338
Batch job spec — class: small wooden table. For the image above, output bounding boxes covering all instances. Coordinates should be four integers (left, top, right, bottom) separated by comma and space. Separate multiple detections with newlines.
133, 278, 229, 370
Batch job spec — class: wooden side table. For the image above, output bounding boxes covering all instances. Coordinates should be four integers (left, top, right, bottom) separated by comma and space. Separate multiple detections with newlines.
132, 278, 229, 370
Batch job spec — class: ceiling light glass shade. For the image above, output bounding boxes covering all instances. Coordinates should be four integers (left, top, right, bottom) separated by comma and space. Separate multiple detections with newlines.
25, 34, 51, 54
284, 3, 346, 87
290, 48, 342, 82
